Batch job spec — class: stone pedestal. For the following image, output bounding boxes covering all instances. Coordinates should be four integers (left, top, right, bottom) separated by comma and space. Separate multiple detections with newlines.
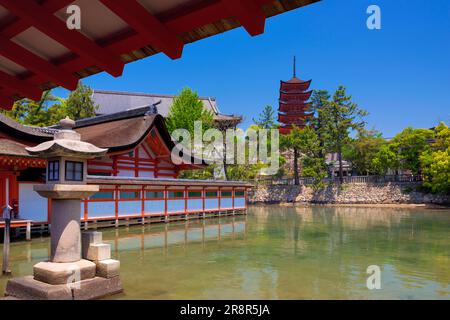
5, 276, 122, 300
5, 231, 123, 300
51, 200, 81, 263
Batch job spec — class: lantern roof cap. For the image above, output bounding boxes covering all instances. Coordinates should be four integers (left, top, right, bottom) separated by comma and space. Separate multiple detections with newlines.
25, 117, 107, 159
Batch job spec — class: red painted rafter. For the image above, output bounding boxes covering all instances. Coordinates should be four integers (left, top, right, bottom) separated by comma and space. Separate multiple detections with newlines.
0, 33, 78, 90
0, 0, 74, 38
99, 0, 184, 60
0, 0, 124, 77
17, 0, 275, 87
0, 0, 276, 108
0, 70, 41, 101
221, 0, 266, 36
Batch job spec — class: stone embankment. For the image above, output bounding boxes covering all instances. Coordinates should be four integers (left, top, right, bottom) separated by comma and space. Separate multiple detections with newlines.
248, 182, 450, 205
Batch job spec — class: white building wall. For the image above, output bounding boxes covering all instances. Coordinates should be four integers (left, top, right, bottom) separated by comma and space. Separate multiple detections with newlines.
18, 183, 48, 222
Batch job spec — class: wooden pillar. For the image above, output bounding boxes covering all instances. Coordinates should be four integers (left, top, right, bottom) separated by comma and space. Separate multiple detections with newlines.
2, 219, 11, 275
47, 198, 52, 224
244, 188, 248, 210
184, 186, 188, 217
112, 156, 119, 176
232, 187, 235, 210
141, 185, 145, 225
26, 221, 31, 241
164, 186, 168, 222
154, 159, 159, 178
115, 186, 119, 227
202, 187, 206, 218
134, 147, 139, 177
218, 187, 221, 212
83, 198, 88, 221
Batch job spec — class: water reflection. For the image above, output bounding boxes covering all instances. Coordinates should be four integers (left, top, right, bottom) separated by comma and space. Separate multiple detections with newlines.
101, 217, 247, 257
1, 206, 449, 300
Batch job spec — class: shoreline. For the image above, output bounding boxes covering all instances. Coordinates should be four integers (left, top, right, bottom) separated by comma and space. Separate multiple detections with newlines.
249, 202, 450, 210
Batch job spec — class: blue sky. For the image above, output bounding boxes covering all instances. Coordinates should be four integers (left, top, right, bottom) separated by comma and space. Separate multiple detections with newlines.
55, 0, 450, 137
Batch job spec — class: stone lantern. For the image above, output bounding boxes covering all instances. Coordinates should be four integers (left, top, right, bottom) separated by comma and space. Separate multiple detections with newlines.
5, 117, 123, 300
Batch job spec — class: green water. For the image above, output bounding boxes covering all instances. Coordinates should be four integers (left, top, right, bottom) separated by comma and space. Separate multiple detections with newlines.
1, 205, 449, 299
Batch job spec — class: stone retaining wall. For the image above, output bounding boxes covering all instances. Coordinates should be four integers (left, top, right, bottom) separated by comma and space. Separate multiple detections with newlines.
248, 182, 450, 205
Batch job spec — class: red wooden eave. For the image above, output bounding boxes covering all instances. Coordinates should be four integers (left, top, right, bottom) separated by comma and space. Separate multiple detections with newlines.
0, 0, 319, 109
0, 0, 124, 77
99, 0, 184, 60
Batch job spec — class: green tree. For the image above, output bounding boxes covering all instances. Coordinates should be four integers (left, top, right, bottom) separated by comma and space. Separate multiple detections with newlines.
168, 88, 215, 179
343, 128, 385, 175
420, 122, 450, 193
389, 127, 434, 174
179, 165, 216, 180
3, 82, 99, 126
281, 126, 326, 186
297, 127, 327, 189
308, 89, 331, 158
431, 122, 450, 151
3, 90, 63, 126
420, 149, 450, 193
166, 87, 214, 136
62, 82, 99, 120
372, 144, 398, 175
320, 86, 368, 183
253, 105, 276, 129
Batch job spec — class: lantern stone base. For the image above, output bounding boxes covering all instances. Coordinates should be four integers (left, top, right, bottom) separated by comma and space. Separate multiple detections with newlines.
5, 275, 122, 300
33, 259, 96, 285
4, 231, 123, 300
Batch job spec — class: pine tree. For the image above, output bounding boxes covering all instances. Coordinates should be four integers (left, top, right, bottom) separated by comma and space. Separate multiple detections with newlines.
320, 86, 368, 183
253, 105, 276, 129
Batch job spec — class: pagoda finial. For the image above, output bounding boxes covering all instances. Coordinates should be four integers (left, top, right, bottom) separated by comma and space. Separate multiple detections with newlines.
293, 55, 296, 78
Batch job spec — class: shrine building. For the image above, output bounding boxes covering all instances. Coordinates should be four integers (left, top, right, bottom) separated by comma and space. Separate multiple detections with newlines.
0, 107, 250, 232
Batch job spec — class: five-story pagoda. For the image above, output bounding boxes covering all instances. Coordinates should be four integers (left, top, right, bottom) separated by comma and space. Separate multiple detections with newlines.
278, 57, 313, 134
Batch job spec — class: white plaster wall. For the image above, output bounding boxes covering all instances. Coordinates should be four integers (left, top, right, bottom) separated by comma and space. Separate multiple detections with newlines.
234, 198, 246, 208
18, 183, 48, 222
117, 169, 135, 177
139, 171, 155, 178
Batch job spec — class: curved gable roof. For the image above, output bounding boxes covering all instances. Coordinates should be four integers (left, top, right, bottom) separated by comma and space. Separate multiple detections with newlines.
74, 113, 205, 167
0, 113, 54, 143
75, 113, 164, 152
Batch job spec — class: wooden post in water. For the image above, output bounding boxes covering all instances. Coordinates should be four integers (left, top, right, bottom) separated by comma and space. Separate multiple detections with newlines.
2, 220, 11, 275
26, 221, 31, 241
2, 206, 12, 275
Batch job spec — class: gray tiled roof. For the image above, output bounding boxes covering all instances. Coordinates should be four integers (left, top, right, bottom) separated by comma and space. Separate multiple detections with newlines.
0, 113, 56, 137
92, 90, 220, 117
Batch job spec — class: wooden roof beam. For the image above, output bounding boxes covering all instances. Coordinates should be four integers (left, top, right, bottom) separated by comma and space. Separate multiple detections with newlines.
0, 0, 275, 96
0, 70, 42, 101
99, 0, 184, 60
0, 0, 74, 38
221, 0, 266, 36
0, 0, 124, 77
0, 33, 79, 90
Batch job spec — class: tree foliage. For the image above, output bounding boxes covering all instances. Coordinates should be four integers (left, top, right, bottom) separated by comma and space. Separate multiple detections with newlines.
3, 82, 98, 126
343, 128, 385, 175
253, 105, 276, 129
372, 144, 398, 175
3, 91, 63, 127
388, 127, 434, 174
315, 86, 368, 182
62, 82, 99, 120
281, 126, 326, 187
420, 123, 450, 193
166, 87, 214, 136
